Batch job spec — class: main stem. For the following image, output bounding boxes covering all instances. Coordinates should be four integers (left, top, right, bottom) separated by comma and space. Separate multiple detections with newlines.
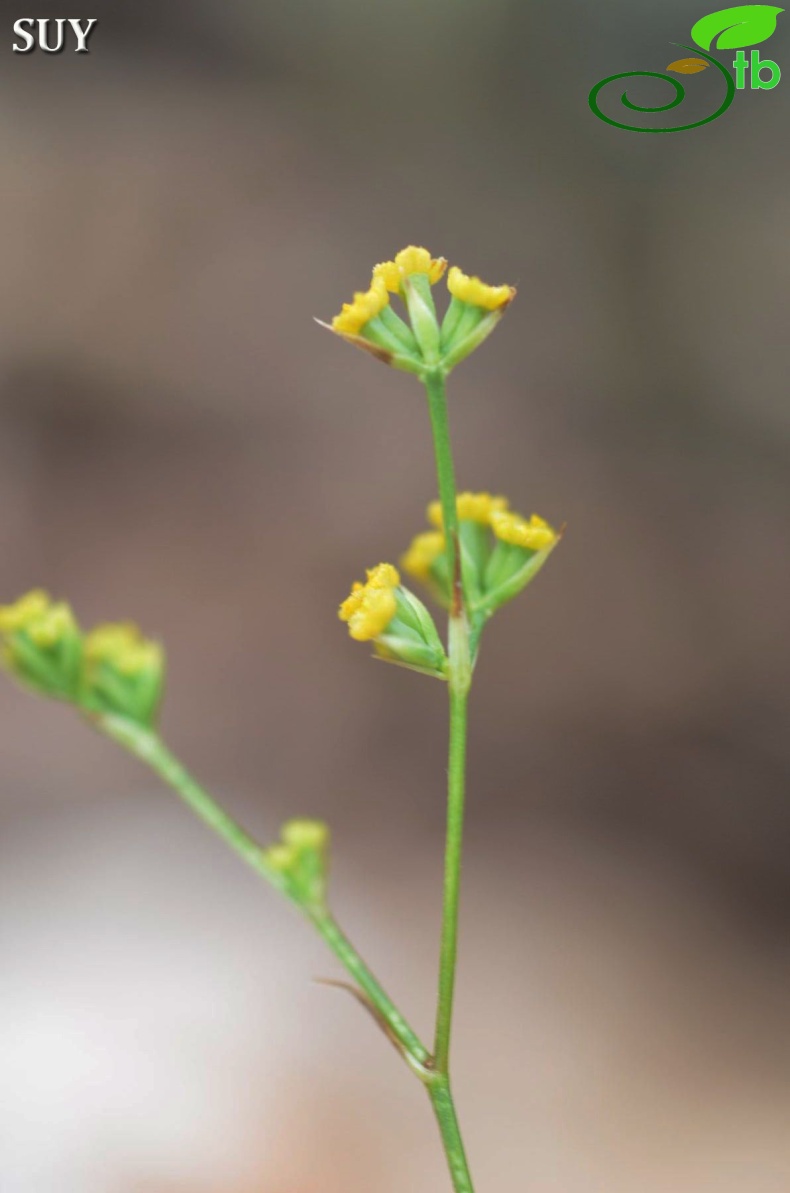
423, 368, 475, 1193
96, 712, 430, 1068
433, 681, 469, 1072
428, 1075, 475, 1193
424, 369, 461, 599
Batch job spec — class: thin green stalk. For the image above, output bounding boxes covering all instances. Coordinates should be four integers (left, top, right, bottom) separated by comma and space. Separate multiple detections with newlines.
95, 712, 429, 1067
428, 1076, 475, 1193
433, 680, 469, 1075
310, 910, 430, 1065
423, 369, 462, 605
421, 367, 476, 1192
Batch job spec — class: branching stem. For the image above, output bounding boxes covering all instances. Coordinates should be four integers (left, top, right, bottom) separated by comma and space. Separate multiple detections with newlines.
94, 360, 478, 1193
95, 714, 430, 1068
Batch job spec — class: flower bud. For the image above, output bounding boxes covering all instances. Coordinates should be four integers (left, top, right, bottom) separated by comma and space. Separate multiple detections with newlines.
264, 818, 330, 909
81, 622, 164, 726
0, 591, 82, 701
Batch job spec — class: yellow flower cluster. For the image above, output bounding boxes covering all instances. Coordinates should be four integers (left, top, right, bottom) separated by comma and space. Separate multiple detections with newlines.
0, 590, 51, 634
428, 491, 509, 529
331, 275, 390, 335
266, 818, 330, 873
490, 510, 557, 551
401, 493, 558, 588
400, 530, 446, 583
264, 818, 331, 908
0, 590, 163, 721
373, 246, 447, 293
447, 266, 516, 312
85, 622, 163, 679
0, 590, 77, 651
331, 246, 514, 338
339, 563, 400, 641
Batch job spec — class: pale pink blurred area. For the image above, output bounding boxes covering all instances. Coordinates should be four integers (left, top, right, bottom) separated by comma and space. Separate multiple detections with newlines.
1, 1, 789, 1191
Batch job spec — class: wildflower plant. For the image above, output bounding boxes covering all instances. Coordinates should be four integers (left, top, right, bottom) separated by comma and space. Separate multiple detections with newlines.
1, 246, 561, 1192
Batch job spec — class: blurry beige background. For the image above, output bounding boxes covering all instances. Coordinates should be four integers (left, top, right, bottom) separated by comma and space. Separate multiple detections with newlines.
1, 2, 789, 1191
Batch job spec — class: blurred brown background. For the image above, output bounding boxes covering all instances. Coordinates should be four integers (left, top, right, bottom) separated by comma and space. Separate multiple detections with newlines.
1, 2, 789, 1191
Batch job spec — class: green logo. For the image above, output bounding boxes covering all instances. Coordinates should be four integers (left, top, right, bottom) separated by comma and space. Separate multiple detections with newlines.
589, 5, 783, 132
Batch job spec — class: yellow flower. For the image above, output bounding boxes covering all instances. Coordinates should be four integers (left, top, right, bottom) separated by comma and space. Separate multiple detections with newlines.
332, 275, 390, 335
427, 491, 509, 528
0, 591, 82, 698
373, 246, 447, 293
0, 590, 52, 634
490, 510, 557, 551
0, 591, 78, 651
447, 265, 516, 311
281, 818, 330, 851
339, 563, 400, 641
27, 602, 78, 649
265, 843, 299, 873
265, 818, 331, 906
85, 622, 163, 678
401, 530, 446, 582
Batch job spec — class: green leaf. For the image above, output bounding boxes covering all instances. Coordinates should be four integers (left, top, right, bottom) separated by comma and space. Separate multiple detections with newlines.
691, 5, 783, 50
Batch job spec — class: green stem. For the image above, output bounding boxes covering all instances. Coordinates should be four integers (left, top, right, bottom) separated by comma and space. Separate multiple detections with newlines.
433, 679, 469, 1074
310, 910, 430, 1065
423, 369, 462, 607
428, 1076, 475, 1193
421, 367, 476, 1192
94, 712, 429, 1067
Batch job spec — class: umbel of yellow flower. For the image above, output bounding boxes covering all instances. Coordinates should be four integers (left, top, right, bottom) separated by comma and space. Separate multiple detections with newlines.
339, 563, 448, 678
332, 275, 390, 336
401, 492, 560, 618
428, 491, 509, 529
339, 563, 400, 642
373, 246, 447, 294
0, 590, 82, 700
26, 602, 77, 649
85, 622, 163, 679
0, 589, 52, 634
82, 621, 164, 725
401, 530, 446, 584
0, 590, 165, 726
325, 245, 515, 374
264, 818, 331, 910
446, 266, 515, 312
490, 510, 557, 552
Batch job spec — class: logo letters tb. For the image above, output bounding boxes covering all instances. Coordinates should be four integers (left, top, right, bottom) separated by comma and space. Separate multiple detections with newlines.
733, 48, 782, 88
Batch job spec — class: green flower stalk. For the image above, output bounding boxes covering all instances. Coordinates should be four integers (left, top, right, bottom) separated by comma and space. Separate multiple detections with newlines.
327, 246, 559, 1186
0, 243, 562, 1193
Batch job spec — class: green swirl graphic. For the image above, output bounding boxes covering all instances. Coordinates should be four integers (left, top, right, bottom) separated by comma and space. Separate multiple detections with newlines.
588, 43, 736, 132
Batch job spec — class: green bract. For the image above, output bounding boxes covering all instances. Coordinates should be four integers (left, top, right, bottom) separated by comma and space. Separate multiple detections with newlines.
375, 586, 449, 678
